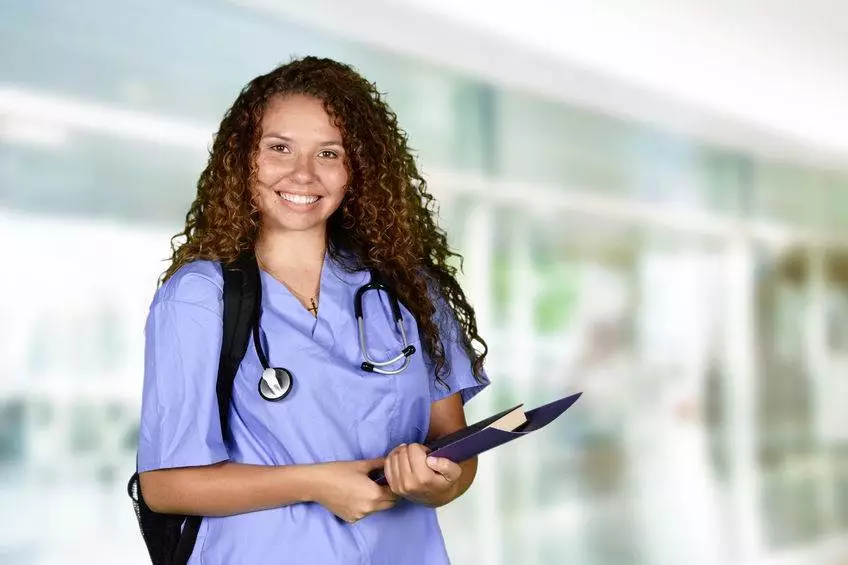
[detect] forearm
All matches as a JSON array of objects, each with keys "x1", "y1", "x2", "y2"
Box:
[{"x1": 139, "y1": 461, "x2": 326, "y2": 517}]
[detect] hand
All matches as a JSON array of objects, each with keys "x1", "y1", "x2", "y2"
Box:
[
  {"x1": 383, "y1": 443, "x2": 463, "y2": 507},
  {"x1": 312, "y1": 458, "x2": 399, "y2": 523}
]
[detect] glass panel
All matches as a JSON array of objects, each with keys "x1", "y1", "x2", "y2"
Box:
[
  {"x1": 821, "y1": 177, "x2": 848, "y2": 236},
  {"x1": 751, "y1": 162, "x2": 825, "y2": 229},
  {"x1": 494, "y1": 91, "x2": 750, "y2": 218},
  {"x1": 440, "y1": 199, "x2": 735, "y2": 565},
  {"x1": 754, "y1": 245, "x2": 848, "y2": 549}
]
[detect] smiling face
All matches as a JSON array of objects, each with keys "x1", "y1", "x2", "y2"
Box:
[{"x1": 253, "y1": 94, "x2": 349, "y2": 236}]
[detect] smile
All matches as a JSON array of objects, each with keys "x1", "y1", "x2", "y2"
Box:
[{"x1": 275, "y1": 192, "x2": 321, "y2": 205}]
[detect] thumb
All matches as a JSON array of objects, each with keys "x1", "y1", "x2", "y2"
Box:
[
  {"x1": 426, "y1": 456, "x2": 462, "y2": 482},
  {"x1": 361, "y1": 457, "x2": 386, "y2": 471}
]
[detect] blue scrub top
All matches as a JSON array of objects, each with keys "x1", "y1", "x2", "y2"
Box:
[{"x1": 137, "y1": 253, "x2": 489, "y2": 565}]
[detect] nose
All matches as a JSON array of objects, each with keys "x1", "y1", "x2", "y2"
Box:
[{"x1": 289, "y1": 152, "x2": 316, "y2": 184}]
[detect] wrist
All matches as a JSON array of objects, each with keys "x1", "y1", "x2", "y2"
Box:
[
  {"x1": 417, "y1": 480, "x2": 460, "y2": 508},
  {"x1": 430, "y1": 458, "x2": 475, "y2": 507},
  {"x1": 282, "y1": 463, "x2": 327, "y2": 504},
  {"x1": 439, "y1": 481, "x2": 463, "y2": 507}
]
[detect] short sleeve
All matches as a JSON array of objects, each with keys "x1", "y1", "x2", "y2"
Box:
[
  {"x1": 427, "y1": 287, "x2": 490, "y2": 405},
  {"x1": 136, "y1": 263, "x2": 229, "y2": 473}
]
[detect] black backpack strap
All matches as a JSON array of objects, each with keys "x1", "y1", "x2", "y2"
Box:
[
  {"x1": 172, "y1": 253, "x2": 260, "y2": 565},
  {"x1": 172, "y1": 516, "x2": 201, "y2": 565},
  {"x1": 216, "y1": 253, "x2": 260, "y2": 433}
]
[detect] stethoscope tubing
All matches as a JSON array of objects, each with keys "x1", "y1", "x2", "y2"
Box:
[{"x1": 253, "y1": 266, "x2": 416, "y2": 401}]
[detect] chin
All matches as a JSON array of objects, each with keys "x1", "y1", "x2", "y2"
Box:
[{"x1": 265, "y1": 213, "x2": 328, "y2": 234}]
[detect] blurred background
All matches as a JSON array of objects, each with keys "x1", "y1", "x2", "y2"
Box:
[{"x1": 2, "y1": 1, "x2": 848, "y2": 564}]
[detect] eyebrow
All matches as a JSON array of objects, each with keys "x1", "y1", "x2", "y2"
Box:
[{"x1": 261, "y1": 134, "x2": 343, "y2": 147}]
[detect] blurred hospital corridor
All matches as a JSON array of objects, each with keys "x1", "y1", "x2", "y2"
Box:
[{"x1": 2, "y1": 1, "x2": 848, "y2": 564}]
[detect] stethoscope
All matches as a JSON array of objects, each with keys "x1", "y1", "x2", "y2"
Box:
[{"x1": 255, "y1": 268, "x2": 417, "y2": 402}]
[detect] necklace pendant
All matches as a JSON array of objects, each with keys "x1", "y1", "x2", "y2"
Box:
[{"x1": 308, "y1": 298, "x2": 319, "y2": 316}]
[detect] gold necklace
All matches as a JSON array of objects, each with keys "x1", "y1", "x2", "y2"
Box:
[
  {"x1": 256, "y1": 255, "x2": 320, "y2": 317},
  {"x1": 284, "y1": 284, "x2": 319, "y2": 317}
]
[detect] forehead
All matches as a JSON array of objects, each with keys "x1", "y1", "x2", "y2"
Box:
[{"x1": 260, "y1": 94, "x2": 341, "y2": 138}]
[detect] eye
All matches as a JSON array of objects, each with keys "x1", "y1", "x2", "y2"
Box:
[
  {"x1": 270, "y1": 144, "x2": 291, "y2": 153},
  {"x1": 318, "y1": 149, "x2": 339, "y2": 159}
]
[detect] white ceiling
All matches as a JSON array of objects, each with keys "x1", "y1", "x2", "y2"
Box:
[{"x1": 240, "y1": 0, "x2": 848, "y2": 169}]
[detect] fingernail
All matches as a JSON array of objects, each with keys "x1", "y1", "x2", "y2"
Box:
[{"x1": 426, "y1": 457, "x2": 437, "y2": 466}]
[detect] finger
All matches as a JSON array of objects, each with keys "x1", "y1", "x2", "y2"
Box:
[
  {"x1": 338, "y1": 512, "x2": 359, "y2": 524},
  {"x1": 389, "y1": 449, "x2": 403, "y2": 493},
  {"x1": 362, "y1": 457, "x2": 386, "y2": 471},
  {"x1": 375, "y1": 495, "x2": 397, "y2": 512},
  {"x1": 384, "y1": 453, "x2": 396, "y2": 489},
  {"x1": 365, "y1": 485, "x2": 398, "y2": 516},
  {"x1": 426, "y1": 457, "x2": 462, "y2": 483},
  {"x1": 395, "y1": 444, "x2": 414, "y2": 489},
  {"x1": 407, "y1": 443, "x2": 433, "y2": 484},
  {"x1": 380, "y1": 485, "x2": 399, "y2": 501},
  {"x1": 380, "y1": 486, "x2": 399, "y2": 506}
]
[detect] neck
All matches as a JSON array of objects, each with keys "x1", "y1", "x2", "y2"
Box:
[{"x1": 255, "y1": 226, "x2": 327, "y2": 274}]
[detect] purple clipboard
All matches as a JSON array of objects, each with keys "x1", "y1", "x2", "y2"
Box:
[{"x1": 369, "y1": 391, "x2": 582, "y2": 485}]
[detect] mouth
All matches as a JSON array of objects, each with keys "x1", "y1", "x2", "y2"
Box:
[{"x1": 275, "y1": 191, "x2": 322, "y2": 206}]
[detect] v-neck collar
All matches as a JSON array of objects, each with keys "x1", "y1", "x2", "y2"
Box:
[
  {"x1": 258, "y1": 250, "x2": 369, "y2": 347},
  {"x1": 258, "y1": 252, "x2": 324, "y2": 333}
]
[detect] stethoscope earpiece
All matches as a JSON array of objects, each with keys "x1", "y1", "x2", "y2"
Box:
[{"x1": 360, "y1": 344, "x2": 416, "y2": 373}]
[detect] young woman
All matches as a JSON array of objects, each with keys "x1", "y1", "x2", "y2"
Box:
[{"x1": 136, "y1": 56, "x2": 490, "y2": 564}]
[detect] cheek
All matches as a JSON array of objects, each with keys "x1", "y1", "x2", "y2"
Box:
[
  {"x1": 256, "y1": 157, "x2": 288, "y2": 187},
  {"x1": 320, "y1": 167, "x2": 349, "y2": 197}
]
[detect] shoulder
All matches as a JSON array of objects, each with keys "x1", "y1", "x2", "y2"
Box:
[{"x1": 152, "y1": 260, "x2": 223, "y2": 315}]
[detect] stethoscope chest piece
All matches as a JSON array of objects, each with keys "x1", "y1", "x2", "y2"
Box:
[{"x1": 259, "y1": 367, "x2": 293, "y2": 402}]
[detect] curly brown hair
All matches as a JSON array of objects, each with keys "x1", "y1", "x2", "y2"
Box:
[{"x1": 162, "y1": 56, "x2": 487, "y2": 385}]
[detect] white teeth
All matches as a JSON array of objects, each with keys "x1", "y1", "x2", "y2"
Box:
[{"x1": 278, "y1": 192, "x2": 319, "y2": 205}]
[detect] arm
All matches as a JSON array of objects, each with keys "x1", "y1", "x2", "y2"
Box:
[
  {"x1": 140, "y1": 458, "x2": 395, "y2": 520},
  {"x1": 139, "y1": 462, "x2": 320, "y2": 516},
  {"x1": 383, "y1": 278, "x2": 489, "y2": 506},
  {"x1": 424, "y1": 392, "x2": 478, "y2": 506}
]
